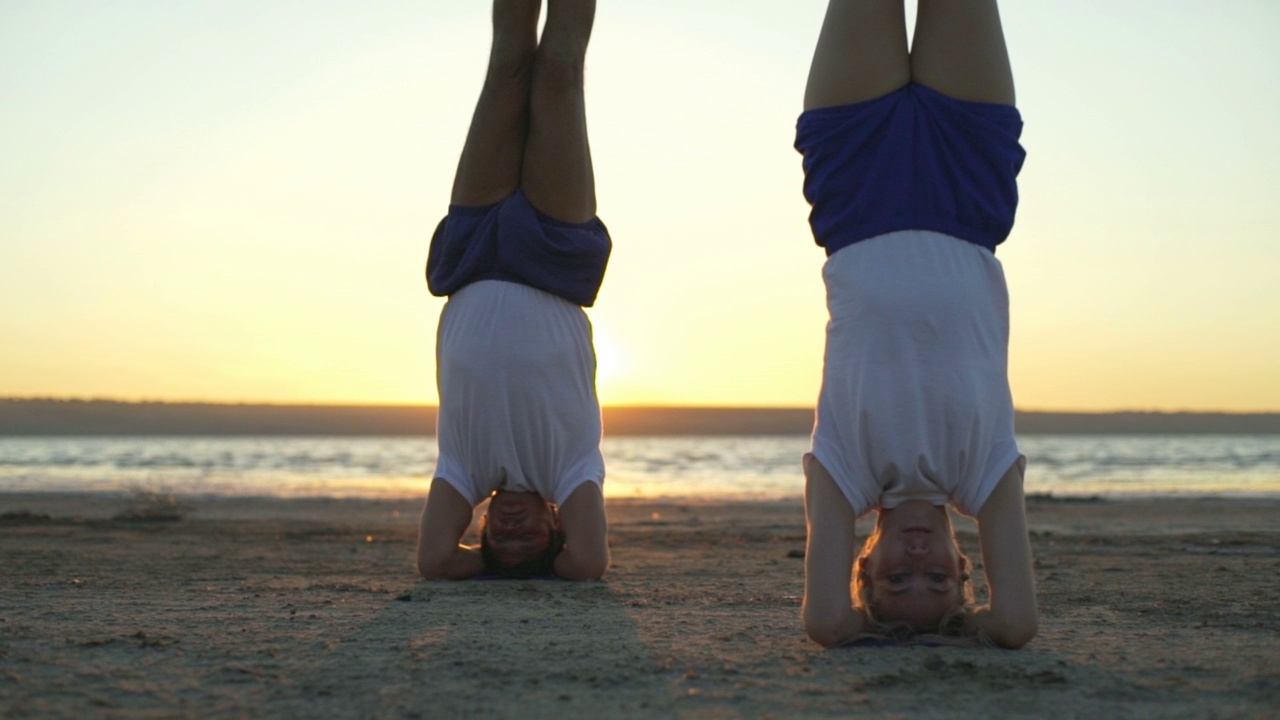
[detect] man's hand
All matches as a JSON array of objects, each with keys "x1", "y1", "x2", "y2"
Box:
[
  {"x1": 417, "y1": 479, "x2": 486, "y2": 580},
  {"x1": 553, "y1": 481, "x2": 609, "y2": 580}
]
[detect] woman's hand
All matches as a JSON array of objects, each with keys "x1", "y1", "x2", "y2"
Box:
[{"x1": 972, "y1": 463, "x2": 1039, "y2": 648}]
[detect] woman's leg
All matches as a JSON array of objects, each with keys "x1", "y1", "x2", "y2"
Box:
[
  {"x1": 520, "y1": 0, "x2": 597, "y2": 224},
  {"x1": 450, "y1": 0, "x2": 541, "y2": 207},
  {"x1": 803, "y1": 0, "x2": 910, "y2": 112},
  {"x1": 910, "y1": 0, "x2": 1015, "y2": 105}
]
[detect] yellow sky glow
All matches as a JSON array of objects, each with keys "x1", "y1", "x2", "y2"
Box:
[{"x1": 2, "y1": 2, "x2": 1278, "y2": 412}]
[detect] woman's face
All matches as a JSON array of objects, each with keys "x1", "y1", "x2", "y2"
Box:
[{"x1": 863, "y1": 501, "x2": 966, "y2": 630}]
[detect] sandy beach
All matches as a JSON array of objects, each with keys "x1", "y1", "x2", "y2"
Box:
[{"x1": 2, "y1": 492, "x2": 1278, "y2": 719}]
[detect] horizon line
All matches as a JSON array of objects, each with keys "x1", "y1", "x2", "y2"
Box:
[{"x1": 3, "y1": 396, "x2": 1280, "y2": 416}]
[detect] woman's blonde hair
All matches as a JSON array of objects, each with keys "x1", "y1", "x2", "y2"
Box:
[{"x1": 851, "y1": 524, "x2": 978, "y2": 640}]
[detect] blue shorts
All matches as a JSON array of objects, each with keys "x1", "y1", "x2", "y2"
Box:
[
  {"x1": 426, "y1": 190, "x2": 612, "y2": 307},
  {"x1": 795, "y1": 83, "x2": 1025, "y2": 255}
]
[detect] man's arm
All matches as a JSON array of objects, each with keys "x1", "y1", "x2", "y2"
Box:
[
  {"x1": 416, "y1": 478, "x2": 485, "y2": 580},
  {"x1": 968, "y1": 462, "x2": 1039, "y2": 648},
  {"x1": 802, "y1": 454, "x2": 869, "y2": 648},
  {"x1": 553, "y1": 481, "x2": 609, "y2": 580}
]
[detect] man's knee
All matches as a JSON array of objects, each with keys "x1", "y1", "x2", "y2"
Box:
[
  {"x1": 532, "y1": 46, "x2": 585, "y2": 93},
  {"x1": 486, "y1": 51, "x2": 536, "y2": 90}
]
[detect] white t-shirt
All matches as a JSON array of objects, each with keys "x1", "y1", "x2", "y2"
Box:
[
  {"x1": 810, "y1": 230, "x2": 1025, "y2": 519},
  {"x1": 433, "y1": 280, "x2": 605, "y2": 507}
]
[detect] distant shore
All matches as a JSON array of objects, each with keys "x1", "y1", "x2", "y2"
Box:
[{"x1": 2, "y1": 398, "x2": 1279, "y2": 436}]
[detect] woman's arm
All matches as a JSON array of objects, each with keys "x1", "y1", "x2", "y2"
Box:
[
  {"x1": 970, "y1": 463, "x2": 1039, "y2": 647},
  {"x1": 554, "y1": 481, "x2": 609, "y2": 580},
  {"x1": 802, "y1": 454, "x2": 869, "y2": 647},
  {"x1": 416, "y1": 479, "x2": 486, "y2": 580}
]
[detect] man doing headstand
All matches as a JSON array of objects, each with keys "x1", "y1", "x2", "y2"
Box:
[{"x1": 416, "y1": 0, "x2": 610, "y2": 581}]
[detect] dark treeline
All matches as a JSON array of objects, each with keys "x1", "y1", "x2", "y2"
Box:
[
  {"x1": 1, "y1": 398, "x2": 1278, "y2": 436},
  {"x1": 0, "y1": 399, "x2": 435, "y2": 437}
]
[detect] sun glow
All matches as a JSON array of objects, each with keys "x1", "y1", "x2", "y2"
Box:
[
  {"x1": 592, "y1": 323, "x2": 630, "y2": 401},
  {"x1": 2, "y1": 4, "x2": 1279, "y2": 411}
]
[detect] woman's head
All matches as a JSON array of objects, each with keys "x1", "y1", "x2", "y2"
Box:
[
  {"x1": 479, "y1": 489, "x2": 565, "y2": 578},
  {"x1": 853, "y1": 500, "x2": 974, "y2": 634}
]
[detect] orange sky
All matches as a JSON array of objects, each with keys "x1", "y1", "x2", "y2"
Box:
[{"x1": 2, "y1": 1, "x2": 1278, "y2": 411}]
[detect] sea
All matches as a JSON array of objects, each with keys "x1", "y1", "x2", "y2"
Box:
[{"x1": 0, "y1": 435, "x2": 1278, "y2": 502}]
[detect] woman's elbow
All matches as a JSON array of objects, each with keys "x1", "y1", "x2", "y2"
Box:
[
  {"x1": 991, "y1": 617, "x2": 1038, "y2": 649},
  {"x1": 803, "y1": 610, "x2": 852, "y2": 649},
  {"x1": 806, "y1": 627, "x2": 845, "y2": 649}
]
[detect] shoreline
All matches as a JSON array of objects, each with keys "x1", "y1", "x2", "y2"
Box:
[
  {"x1": 6, "y1": 487, "x2": 1280, "y2": 508},
  {"x1": 3, "y1": 493, "x2": 1279, "y2": 717},
  {"x1": 7, "y1": 485, "x2": 1280, "y2": 507},
  {"x1": 5, "y1": 397, "x2": 1280, "y2": 435}
]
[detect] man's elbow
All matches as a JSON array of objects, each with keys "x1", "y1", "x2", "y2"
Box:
[
  {"x1": 557, "y1": 554, "x2": 609, "y2": 581},
  {"x1": 416, "y1": 550, "x2": 450, "y2": 581},
  {"x1": 581, "y1": 558, "x2": 609, "y2": 580},
  {"x1": 566, "y1": 566, "x2": 608, "y2": 581}
]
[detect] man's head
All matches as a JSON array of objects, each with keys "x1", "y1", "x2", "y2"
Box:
[
  {"x1": 479, "y1": 489, "x2": 565, "y2": 578},
  {"x1": 854, "y1": 500, "x2": 973, "y2": 634}
]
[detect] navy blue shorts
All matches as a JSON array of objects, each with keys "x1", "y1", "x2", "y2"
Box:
[
  {"x1": 795, "y1": 83, "x2": 1025, "y2": 255},
  {"x1": 427, "y1": 190, "x2": 612, "y2": 307}
]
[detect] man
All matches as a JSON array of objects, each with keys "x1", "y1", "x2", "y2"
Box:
[{"x1": 415, "y1": 0, "x2": 610, "y2": 581}]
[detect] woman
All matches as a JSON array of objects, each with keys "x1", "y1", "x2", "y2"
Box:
[
  {"x1": 796, "y1": 0, "x2": 1038, "y2": 647},
  {"x1": 415, "y1": 0, "x2": 610, "y2": 581}
]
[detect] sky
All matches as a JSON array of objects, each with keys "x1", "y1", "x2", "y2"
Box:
[{"x1": 2, "y1": 1, "x2": 1278, "y2": 412}]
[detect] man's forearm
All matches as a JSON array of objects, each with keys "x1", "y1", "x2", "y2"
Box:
[
  {"x1": 553, "y1": 544, "x2": 608, "y2": 580},
  {"x1": 419, "y1": 545, "x2": 486, "y2": 580}
]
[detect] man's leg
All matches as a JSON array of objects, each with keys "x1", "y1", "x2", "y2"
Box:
[
  {"x1": 911, "y1": 0, "x2": 1015, "y2": 105},
  {"x1": 520, "y1": 0, "x2": 597, "y2": 224},
  {"x1": 803, "y1": 0, "x2": 910, "y2": 112},
  {"x1": 450, "y1": 0, "x2": 541, "y2": 207}
]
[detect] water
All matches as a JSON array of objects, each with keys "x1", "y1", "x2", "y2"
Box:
[{"x1": 0, "y1": 435, "x2": 1277, "y2": 502}]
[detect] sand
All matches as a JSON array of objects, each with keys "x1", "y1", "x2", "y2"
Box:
[{"x1": 1, "y1": 492, "x2": 1278, "y2": 719}]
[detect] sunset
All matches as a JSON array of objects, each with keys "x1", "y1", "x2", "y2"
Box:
[
  {"x1": 3, "y1": 2, "x2": 1279, "y2": 716},
  {"x1": 3, "y1": 1, "x2": 1278, "y2": 411}
]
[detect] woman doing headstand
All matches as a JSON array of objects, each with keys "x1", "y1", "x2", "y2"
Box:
[
  {"x1": 797, "y1": 0, "x2": 1038, "y2": 647},
  {"x1": 416, "y1": 0, "x2": 610, "y2": 581}
]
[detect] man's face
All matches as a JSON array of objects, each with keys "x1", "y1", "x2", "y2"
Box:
[{"x1": 484, "y1": 491, "x2": 556, "y2": 568}]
